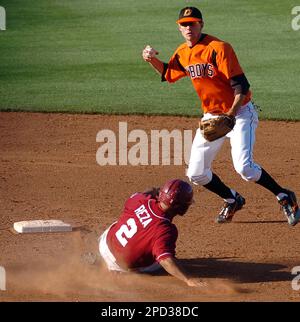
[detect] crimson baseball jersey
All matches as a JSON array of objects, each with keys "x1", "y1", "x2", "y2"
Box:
[
  {"x1": 164, "y1": 34, "x2": 251, "y2": 114},
  {"x1": 106, "y1": 192, "x2": 178, "y2": 269}
]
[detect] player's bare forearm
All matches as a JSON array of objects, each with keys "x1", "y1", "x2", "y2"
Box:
[
  {"x1": 227, "y1": 93, "x2": 245, "y2": 116},
  {"x1": 159, "y1": 257, "x2": 187, "y2": 282},
  {"x1": 142, "y1": 45, "x2": 165, "y2": 76},
  {"x1": 159, "y1": 257, "x2": 206, "y2": 287},
  {"x1": 147, "y1": 57, "x2": 165, "y2": 75}
]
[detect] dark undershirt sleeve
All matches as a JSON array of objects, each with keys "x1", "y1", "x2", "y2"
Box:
[
  {"x1": 230, "y1": 73, "x2": 250, "y2": 95},
  {"x1": 161, "y1": 63, "x2": 169, "y2": 82}
]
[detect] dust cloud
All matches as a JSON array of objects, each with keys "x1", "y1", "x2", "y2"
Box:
[{"x1": 4, "y1": 231, "x2": 245, "y2": 301}]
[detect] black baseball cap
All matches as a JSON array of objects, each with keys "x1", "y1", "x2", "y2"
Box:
[{"x1": 176, "y1": 7, "x2": 203, "y2": 24}]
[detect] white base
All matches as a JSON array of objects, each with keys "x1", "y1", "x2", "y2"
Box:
[{"x1": 13, "y1": 220, "x2": 72, "y2": 233}]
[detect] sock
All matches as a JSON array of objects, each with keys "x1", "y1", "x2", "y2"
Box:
[
  {"x1": 204, "y1": 173, "x2": 236, "y2": 200},
  {"x1": 255, "y1": 168, "x2": 286, "y2": 196}
]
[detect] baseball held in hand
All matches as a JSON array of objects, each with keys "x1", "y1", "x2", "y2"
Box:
[{"x1": 143, "y1": 45, "x2": 158, "y2": 61}]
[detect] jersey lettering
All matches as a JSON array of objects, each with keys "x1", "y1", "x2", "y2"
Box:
[
  {"x1": 115, "y1": 204, "x2": 153, "y2": 247},
  {"x1": 189, "y1": 65, "x2": 196, "y2": 78},
  {"x1": 115, "y1": 218, "x2": 137, "y2": 247},
  {"x1": 187, "y1": 63, "x2": 215, "y2": 79},
  {"x1": 134, "y1": 204, "x2": 153, "y2": 228}
]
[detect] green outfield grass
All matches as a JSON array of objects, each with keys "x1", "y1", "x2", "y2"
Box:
[{"x1": 0, "y1": 0, "x2": 299, "y2": 119}]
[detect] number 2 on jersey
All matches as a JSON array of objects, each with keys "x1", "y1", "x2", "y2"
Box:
[{"x1": 115, "y1": 218, "x2": 137, "y2": 247}]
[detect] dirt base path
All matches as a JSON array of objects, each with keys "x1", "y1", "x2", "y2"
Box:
[{"x1": 0, "y1": 112, "x2": 299, "y2": 301}]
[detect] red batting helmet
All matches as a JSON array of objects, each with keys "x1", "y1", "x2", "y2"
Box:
[{"x1": 158, "y1": 179, "x2": 193, "y2": 215}]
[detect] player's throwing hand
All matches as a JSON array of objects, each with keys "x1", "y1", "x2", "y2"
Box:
[{"x1": 142, "y1": 45, "x2": 159, "y2": 62}]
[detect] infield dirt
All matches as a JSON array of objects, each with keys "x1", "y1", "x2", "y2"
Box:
[{"x1": 0, "y1": 112, "x2": 299, "y2": 301}]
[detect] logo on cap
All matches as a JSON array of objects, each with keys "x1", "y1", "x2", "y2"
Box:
[{"x1": 183, "y1": 9, "x2": 192, "y2": 16}]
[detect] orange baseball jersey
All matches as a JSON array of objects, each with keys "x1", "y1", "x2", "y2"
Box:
[{"x1": 163, "y1": 34, "x2": 251, "y2": 114}]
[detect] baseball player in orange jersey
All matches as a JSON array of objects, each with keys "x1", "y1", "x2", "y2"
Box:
[{"x1": 142, "y1": 7, "x2": 300, "y2": 226}]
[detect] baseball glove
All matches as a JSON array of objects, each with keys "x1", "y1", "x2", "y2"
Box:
[{"x1": 199, "y1": 115, "x2": 236, "y2": 142}]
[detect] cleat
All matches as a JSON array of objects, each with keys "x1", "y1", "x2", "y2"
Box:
[
  {"x1": 278, "y1": 190, "x2": 300, "y2": 226},
  {"x1": 216, "y1": 193, "x2": 245, "y2": 223}
]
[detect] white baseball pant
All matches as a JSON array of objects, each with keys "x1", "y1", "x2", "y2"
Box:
[
  {"x1": 187, "y1": 101, "x2": 262, "y2": 185},
  {"x1": 99, "y1": 226, "x2": 161, "y2": 273}
]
